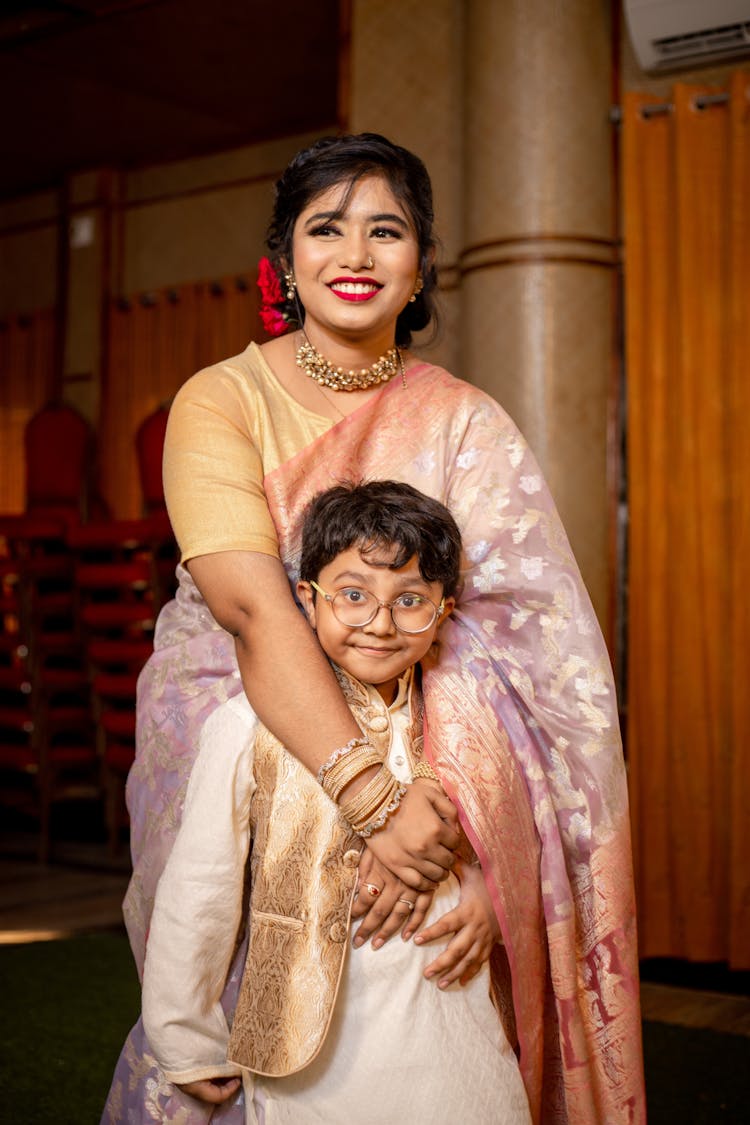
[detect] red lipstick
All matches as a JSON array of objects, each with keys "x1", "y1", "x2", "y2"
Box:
[{"x1": 328, "y1": 276, "x2": 381, "y2": 303}]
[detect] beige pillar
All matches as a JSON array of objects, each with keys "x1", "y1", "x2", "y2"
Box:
[{"x1": 460, "y1": 0, "x2": 616, "y2": 628}]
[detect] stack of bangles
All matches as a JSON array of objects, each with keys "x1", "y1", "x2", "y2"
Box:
[{"x1": 317, "y1": 737, "x2": 406, "y2": 838}]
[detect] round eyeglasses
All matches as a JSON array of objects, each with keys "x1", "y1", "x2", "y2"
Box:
[{"x1": 310, "y1": 581, "x2": 444, "y2": 635}]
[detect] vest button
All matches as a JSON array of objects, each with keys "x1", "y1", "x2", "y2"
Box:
[
  {"x1": 328, "y1": 922, "x2": 348, "y2": 943},
  {"x1": 342, "y1": 849, "x2": 360, "y2": 868},
  {"x1": 367, "y1": 715, "x2": 389, "y2": 733}
]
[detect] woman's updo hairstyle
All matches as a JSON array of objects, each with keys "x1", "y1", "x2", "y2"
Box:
[{"x1": 266, "y1": 133, "x2": 438, "y2": 347}]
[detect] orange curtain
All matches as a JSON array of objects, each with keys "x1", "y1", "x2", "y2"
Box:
[
  {"x1": 623, "y1": 71, "x2": 750, "y2": 968},
  {"x1": 0, "y1": 310, "x2": 57, "y2": 513},
  {"x1": 101, "y1": 274, "x2": 263, "y2": 517}
]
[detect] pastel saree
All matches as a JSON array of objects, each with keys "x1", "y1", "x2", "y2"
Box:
[{"x1": 104, "y1": 362, "x2": 644, "y2": 1124}]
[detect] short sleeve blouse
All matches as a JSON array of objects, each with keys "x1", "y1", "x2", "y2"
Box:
[{"x1": 163, "y1": 343, "x2": 332, "y2": 563}]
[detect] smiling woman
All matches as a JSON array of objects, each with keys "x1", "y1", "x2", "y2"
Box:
[
  {"x1": 255, "y1": 140, "x2": 437, "y2": 417},
  {"x1": 103, "y1": 133, "x2": 645, "y2": 1124},
  {"x1": 290, "y1": 176, "x2": 421, "y2": 359}
]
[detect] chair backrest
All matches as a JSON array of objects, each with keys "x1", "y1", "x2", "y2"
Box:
[
  {"x1": 25, "y1": 403, "x2": 93, "y2": 519},
  {"x1": 135, "y1": 404, "x2": 170, "y2": 515}
]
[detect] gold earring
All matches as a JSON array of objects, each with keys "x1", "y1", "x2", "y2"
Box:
[
  {"x1": 409, "y1": 276, "x2": 424, "y2": 303},
  {"x1": 285, "y1": 273, "x2": 296, "y2": 301}
]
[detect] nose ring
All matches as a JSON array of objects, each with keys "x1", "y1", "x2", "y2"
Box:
[{"x1": 366, "y1": 255, "x2": 374, "y2": 269}]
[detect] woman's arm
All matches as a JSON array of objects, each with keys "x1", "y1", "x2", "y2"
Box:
[{"x1": 188, "y1": 549, "x2": 459, "y2": 890}]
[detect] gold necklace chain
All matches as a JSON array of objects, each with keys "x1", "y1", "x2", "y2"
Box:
[{"x1": 296, "y1": 334, "x2": 407, "y2": 392}]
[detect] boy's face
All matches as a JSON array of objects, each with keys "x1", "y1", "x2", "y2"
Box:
[{"x1": 297, "y1": 544, "x2": 453, "y2": 705}]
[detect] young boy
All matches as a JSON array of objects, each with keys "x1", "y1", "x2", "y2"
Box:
[{"x1": 141, "y1": 482, "x2": 529, "y2": 1124}]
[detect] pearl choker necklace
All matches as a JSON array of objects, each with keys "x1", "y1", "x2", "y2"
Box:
[{"x1": 296, "y1": 336, "x2": 406, "y2": 391}]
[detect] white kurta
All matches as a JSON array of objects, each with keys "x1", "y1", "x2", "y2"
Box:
[{"x1": 143, "y1": 686, "x2": 531, "y2": 1125}]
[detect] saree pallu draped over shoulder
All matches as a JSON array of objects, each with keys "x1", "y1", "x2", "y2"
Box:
[
  {"x1": 115, "y1": 363, "x2": 644, "y2": 1125},
  {"x1": 263, "y1": 365, "x2": 645, "y2": 1124}
]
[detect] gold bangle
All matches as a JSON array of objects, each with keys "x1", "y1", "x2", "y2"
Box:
[
  {"x1": 340, "y1": 765, "x2": 392, "y2": 823},
  {"x1": 316, "y1": 737, "x2": 370, "y2": 786},
  {"x1": 339, "y1": 765, "x2": 407, "y2": 838},
  {"x1": 412, "y1": 760, "x2": 440, "y2": 783},
  {"x1": 356, "y1": 780, "x2": 407, "y2": 838},
  {"x1": 322, "y1": 746, "x2": 382, "y2": 802}
]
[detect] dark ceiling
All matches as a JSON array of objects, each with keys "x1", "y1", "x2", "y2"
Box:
[{"x1": 0, "y1": 0, "x2": 342, "y2": 201}]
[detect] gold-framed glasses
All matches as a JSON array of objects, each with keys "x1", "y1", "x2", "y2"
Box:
[{"x1": 310, "y1": 581, "x2": 444, "y2": 635}]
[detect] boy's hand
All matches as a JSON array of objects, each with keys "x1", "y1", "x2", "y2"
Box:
[
  {"x1": 177, "y1": 1076, "x2": 241, "y2": 1104},
  {"x1": 414, "y1": 859, "x2": 500, "y2": 988},
  {"x1": 350, "y1": 847, "x2": 435, "y2": 947}
]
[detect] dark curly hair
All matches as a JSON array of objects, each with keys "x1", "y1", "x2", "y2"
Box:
[
  {"x1": 266, "y1": 133, "x2": 438, "y2": 347},
  {"x1": 299, "y1": 480, "x2": 462, "y2": 598}
]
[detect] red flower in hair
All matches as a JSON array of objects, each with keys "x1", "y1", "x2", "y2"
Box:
[
  {"x1": 259, "y1": 304, "x2": 288, "y2": 336},
  {"x1": 257, "y1": 256, "x2": 283, "y2": 304},
  {"x1": 257, "y1": 257, "x2": 288, "y2": 337}
]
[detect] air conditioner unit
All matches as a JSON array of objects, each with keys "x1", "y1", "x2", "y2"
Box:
[{"x1": 624, "y1": 0, "x2": 750, "y2": 71}]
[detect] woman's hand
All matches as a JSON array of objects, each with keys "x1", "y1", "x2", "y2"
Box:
[
  {"x1": 177, "y1": 1076, "x2": 241, "y2": 1104},
  {"x1": 364, "y1": 779, "x2": 461, "y2": 891},
  {"x1": 350, "y1": 847, "x2": 435, "y2": 947}
]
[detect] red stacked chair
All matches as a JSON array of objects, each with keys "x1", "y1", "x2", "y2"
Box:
[
  {"x1": 70, "y1": 521, "x2": 162, "y2": 852},
  {"x1": 70, "y1": 403, "x2": 177, "y2": 852},
  {"x1": 0, "y1": 540, "x2": 35, "y2": 779},
  {"x1": 24, "y1": 403, "x2": 95, "y2": 522},
  {"x1": 1, "y1": 401, "x2": 177, "y2": 857},
  {"x1": 0, "y1": 404, "x2": 97, "y2": 860}
]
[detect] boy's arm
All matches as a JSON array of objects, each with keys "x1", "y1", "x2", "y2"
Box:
[
  {"x1": 142, "y1": 696, "x2": 258, "y2": 1087},
  {"x1": 414, "y1": 856, "x2": 501, "y2": 989}
]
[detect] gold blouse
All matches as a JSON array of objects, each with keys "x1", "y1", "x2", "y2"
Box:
[{"x1": 163, "y1": 342, "x2": 333, "y2": 563}]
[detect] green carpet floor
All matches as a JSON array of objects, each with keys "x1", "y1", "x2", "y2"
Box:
[
  {"x1": 0, "y1": 932, "x2": 140, "y2": 1125},
  {"x1": 1, "y1": 932, "x2": 748, "y2": 1124}
]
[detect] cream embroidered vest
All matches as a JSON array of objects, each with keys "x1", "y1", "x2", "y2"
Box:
[{"x1": 226, "y1": 669, "x2": 424, "y2": 1076}]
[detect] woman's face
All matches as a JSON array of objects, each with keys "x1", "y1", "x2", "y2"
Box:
[{"x1": 290, "y1": 175, "x2": 420, "y2": 354}]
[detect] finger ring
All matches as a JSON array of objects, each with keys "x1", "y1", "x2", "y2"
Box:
[
  {"x1": 397, "y1": 898, "x2": 416, "y2": 912},
  {"x1": 362, "y1": 882, "x2": 381, "y2": 898}
]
